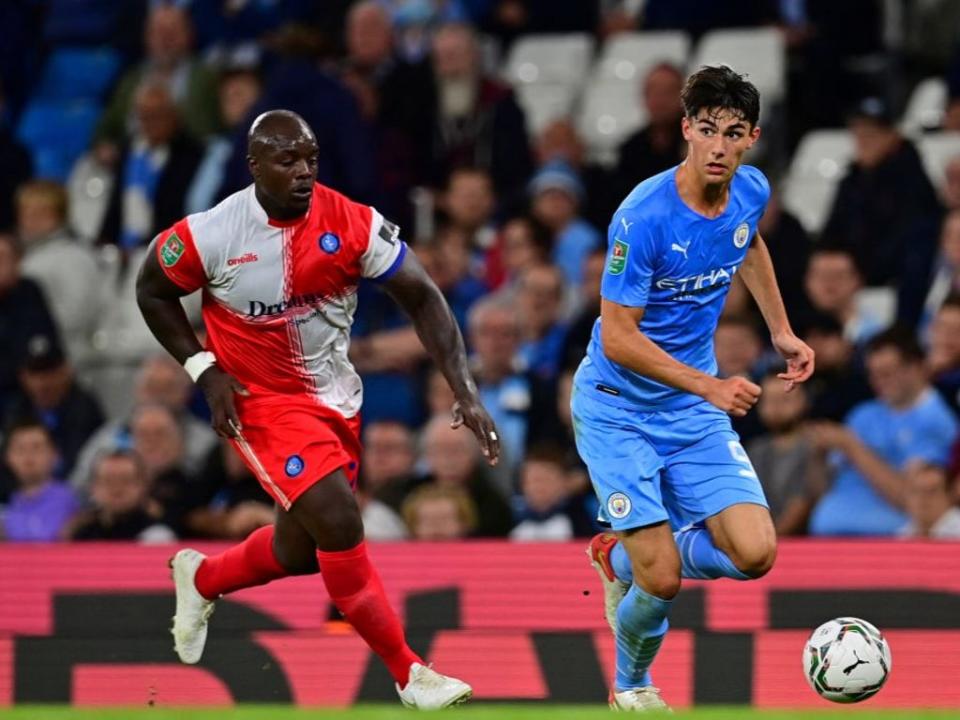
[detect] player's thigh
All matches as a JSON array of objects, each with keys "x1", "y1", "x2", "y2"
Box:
[
  {"x1": 619, "y1": 521, "x2": 681, "y2": 599},
  {"x1": 286, "y1": 467, "x2": 364, "y2": 552},
  {"x1": 704, "y1": 503, "x2": 777, "y2": 577},
  {"x1": 273, "y1": 507, "x2": 320, "y2": 574},
  {"x1": 661, "y1": 414, "x2": 769, "y2": 529},
  {"x1": 571, "y1": 390, "x2": 668, "y2": 531}
]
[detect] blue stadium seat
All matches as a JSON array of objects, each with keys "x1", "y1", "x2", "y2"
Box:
[
  {"x1": 35, "y1": 47, "x2": 121, "y2": 102},
  {"x1": 16, "y1": 100, "x2": 99, "y2": 181}
]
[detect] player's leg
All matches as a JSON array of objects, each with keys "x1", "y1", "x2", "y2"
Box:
[
  {"x1": 610, "y1": 522, "x2": 679, "y2": 710},
  {"x1": 170, "y1": 513, "x2": 317, "y2": 664},
  {"x1": 703, "y1": 502, "x2": 777, "y2": 578},
  {"x1": 287, "y1": 469, "x2": 471, "y2": 709}
]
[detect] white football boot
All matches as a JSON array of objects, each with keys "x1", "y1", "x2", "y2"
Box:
[
  {"x1": 396, "y1": 662, "x2": 473, "y2": 709},
  {"x1": 170, "y1": 549, "x2": 216, "y2": 664},
  {"x1": 610, "y1": 686, "x2": 672, "y2": 712},
  {"x1": 586, "y1": 532, "x2": 630, "y2": 633}
]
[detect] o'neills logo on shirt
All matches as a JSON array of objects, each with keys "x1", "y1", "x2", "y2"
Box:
[
  {"x1": 248, "y1": 293, "x2": 323, "y2": 317},
  {"x1": 227, "y1": 252, "x2": 259, "y2": 267}
]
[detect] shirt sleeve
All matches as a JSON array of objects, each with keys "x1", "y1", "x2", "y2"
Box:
[
  {"x1": 155, "y1": 218, "x2": 206, "y2": 292},
  {"x1": 600, "y1": 209, "x2": 659, "y2": 308},
  {"x1": 361, "y1": 207, "x2": 406, "y2": 281}
]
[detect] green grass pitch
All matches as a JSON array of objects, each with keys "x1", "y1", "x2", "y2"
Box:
[{"x1": 1, "y1": 706, "x2": 958, "y2": 720}]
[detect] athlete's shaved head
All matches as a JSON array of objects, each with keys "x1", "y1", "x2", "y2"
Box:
[{"x1": 247, "y1": 109, "x2": 318, "y2": 220}]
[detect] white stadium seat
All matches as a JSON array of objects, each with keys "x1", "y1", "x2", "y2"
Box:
[
  {"x1": 916, "y1": 131, "x2": 960, "y2": 191},
  {"x1": 781, "y1": 130, "x2": 854, "y2": 235},
  {"x1": 515, "y1": 82, "x2": 579, "y2": 135},
  {"x1": 504, "y1": 33, "x2": 595, "y2": 87},
  {"x1": 577, "y1": 81, "x2": 646, "y2": 166},
  {"x1": 690, "y1": 27, "x2": 786, "y2": 105},
  {"x1": 592, "y1": 31, "x2": 690, "y2": 84},
  {"x1": 901, "y1": 77, "x2": 947, "y2": 135}
]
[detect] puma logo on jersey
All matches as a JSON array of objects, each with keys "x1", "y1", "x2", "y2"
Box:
[
  {"x1": 227, "y1": 252, "x2": 259, "y2": 267},
  {"x1": 670, "y1": 241, "x2": 690, "y2": 260},
  {"x1": 620, "y1": 217, "x2": 633, "y2": 234}
]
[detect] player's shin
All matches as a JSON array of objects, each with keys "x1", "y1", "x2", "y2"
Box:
[
  {"x1": 316, "y1": 540, "x2": 422, "y2": 684},
  {"x1": 194, "y1": 525, "x2": 291, "y2": 599},
  {"x1": 673, "y1": 526, "x2": 749, "y2": 580},
  {"x1": 615, "y1": 584, "x2": 672, "y2": 690}
]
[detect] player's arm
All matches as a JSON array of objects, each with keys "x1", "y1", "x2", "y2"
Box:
[
  {"x1": 600, "y1": 299, "x2": 760, "y2": 416},
  {"x1": 381, "y1": 250, "x2": 500, "y2": 464},
  {"x1": 136, "y1": 239, "x2": 248, "y2": 439},
  {"x1": 739, "y1": 232, "x2": 815, "y2": 389}
]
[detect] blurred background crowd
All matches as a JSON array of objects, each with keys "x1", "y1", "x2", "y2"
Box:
[{"x1": 3, "y1": 0, "x2": 960, "y2": 544}]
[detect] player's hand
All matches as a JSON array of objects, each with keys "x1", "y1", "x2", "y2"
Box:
[
  {"x1": 451, "y1": 397, "x2": 501, "y2": 466},
  {"x1": 225, "y1": 502, "x2": 274, "y2": 537},
  {"x1": 772, "y1": 331, "x2": 815, "y2": 392},
  {"x1": 197, "y1": 366, "x2": 250, "y2": 439},
  {"x1": 704, "y1": 376, "x2": 762, "y2": 417}
]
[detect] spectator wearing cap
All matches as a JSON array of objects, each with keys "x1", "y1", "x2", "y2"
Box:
[
  {"x1": 2, "y1": 418, "x2": 80, "y2": 542},
  {"x1": 5, "y1": 335, "x2": 104, "y2": 479},
  {"x1": 821, "y1": 96, "x2": 942, "y2": 327},
  {"x1": 0, "y1": 233, "x2": 59, "y2": 416},
  {"x1": 529, "y1": 160, "x2": 602, "y2": 289},
  {"x1": 16, "y1": 180, "x2": 102, "y2": 362},
  {"x1": 807, "y1": 327, "x2": 958, "y2": 536}
]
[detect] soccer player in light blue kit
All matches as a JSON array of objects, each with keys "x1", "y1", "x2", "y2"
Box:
[{"x1": 574, "y1": 66, "x2": 815, "y2": 711}]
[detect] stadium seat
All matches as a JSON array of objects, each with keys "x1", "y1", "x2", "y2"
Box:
[
  {"x1": 515, "y1": 82, "x2": 579, "y2": 136},
  {"x1": 577, "y1": 82, "x2": 646, "y2": 166},
  {"x1": 902, "y1": 77, "x2": 947, "y2": 135},
  {"x1": 504, "y1": 33, "x2": 595, "y2": 87},
  {"x1": 592, "y1": 31, "x2": 690, "y2": 84},
  {"x1": 781, "y1": 130, "x2": 854, "y2": 235},
  {"x1": 35, "y1": 47, "x2": 121, "y2": 102},
  {"x1": 917, "y1": 131, "x2": 960, "y2": 191},
  {"x1": 689, "y1": 27, "x2": 785, "y2": 105},
  {"x1": 16, "y1": 100, "x2": 100, "y2": 181}
]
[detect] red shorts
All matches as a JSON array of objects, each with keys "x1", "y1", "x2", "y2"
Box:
[{"x1": 229, "y1": 394, "x2": 362, "y2": 510}]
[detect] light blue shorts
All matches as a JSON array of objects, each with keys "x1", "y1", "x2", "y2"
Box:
[{"x1": 571, "y1": 387, "x2": 769, "y2": 531}]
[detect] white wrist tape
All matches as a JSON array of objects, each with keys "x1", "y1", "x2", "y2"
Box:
[{"x1": 184, "y1": 351, "x2": 217, "y2": 383}]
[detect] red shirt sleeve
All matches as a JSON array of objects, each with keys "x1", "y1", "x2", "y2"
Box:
[{"x1": 155, "y1": 218, "x2": 206, "y2": 292}]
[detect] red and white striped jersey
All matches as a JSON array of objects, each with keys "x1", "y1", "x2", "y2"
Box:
[{"x1": 156, "y1": 182, "x2": 405, "y2": 418}]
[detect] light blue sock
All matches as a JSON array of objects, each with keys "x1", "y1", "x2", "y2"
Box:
[
  {"x1": 615, "y1": 584, "x2": 672, "y2": 690},
  {"x1": 610, "y1": 540, "x2": 633, "y2": 582},
  {"x1": 674, "y1": 526, "x2": 749, "y2": 580}
]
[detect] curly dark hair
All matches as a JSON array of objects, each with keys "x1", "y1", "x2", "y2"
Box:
[{"x1": 681, "y1": 65, "x2": 761, "y2": 127}]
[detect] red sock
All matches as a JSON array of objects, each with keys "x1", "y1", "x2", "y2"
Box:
[
  {"x1": 194, "y1": 525, "x2": 290, "y2": 600},
  {"x1": 317, "y1": 541, "x2": 422, "y2": 685}
]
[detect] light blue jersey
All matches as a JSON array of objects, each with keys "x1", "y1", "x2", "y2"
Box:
[
  {"x1": 576, "y1": 164, "x2": 770, "y2": 411},
  {"x1": 572, "y1": 164, "x2": 772, "y2": 531}
]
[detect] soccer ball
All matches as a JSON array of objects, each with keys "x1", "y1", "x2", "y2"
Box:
[{"x1": 802, "y1": 617, "x2": 892, "y2": 703}]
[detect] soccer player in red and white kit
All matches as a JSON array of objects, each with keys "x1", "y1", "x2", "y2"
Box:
[{"x1": 136, "y1": 110, "x2": 501, "y2": 709}]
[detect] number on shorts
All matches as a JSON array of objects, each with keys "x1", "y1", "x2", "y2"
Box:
[{"x1": 727, "y1": 440, "x2": 757, "y2": 478}]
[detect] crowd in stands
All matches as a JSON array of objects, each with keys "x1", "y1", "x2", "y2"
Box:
[{"x1": 3, "y1": 0, "x2": 960, "y2": 543}]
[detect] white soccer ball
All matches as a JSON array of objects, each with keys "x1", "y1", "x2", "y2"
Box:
[{"x1": 802, "y1": 617, "x2": 892, "y2": 703}]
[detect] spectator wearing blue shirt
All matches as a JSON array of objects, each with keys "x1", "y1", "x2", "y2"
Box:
[
  {"x1": 808, "y1": 327, "x2": 959, "y2": 536},
  {"x1": 529, "y1": 160, "x2": 602, "y2": 288},
  {"x1": 516, "y1": 264, "x2": 567, "y2": 381}
]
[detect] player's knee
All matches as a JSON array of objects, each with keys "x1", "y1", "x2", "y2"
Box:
[
  {"x1": 731, "y1": 540, "x2": 777, "y2": 579},
  {"x1": 638, "y1": 567, "x2": 682, "y2": 600}
]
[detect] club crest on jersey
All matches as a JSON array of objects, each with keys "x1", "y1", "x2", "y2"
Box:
[
  {"x1": 285, "y1": 455, "x2": 305, "y2": 477},
  {"x1": 319, "y1": 232, "x2": 341, "y2": 254},
  {"x1": 733, "y1": 222, "x2": 750, "y2": 248},
  {"x1": 607, "y1": 492, "x2": 632, "y2": 519},
  {"x1": 160, "y1": 232, "x2": 185, "y2": 267},
  {"x1": 608, "y1": 239, "x2": 629, "y2": 275}
]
